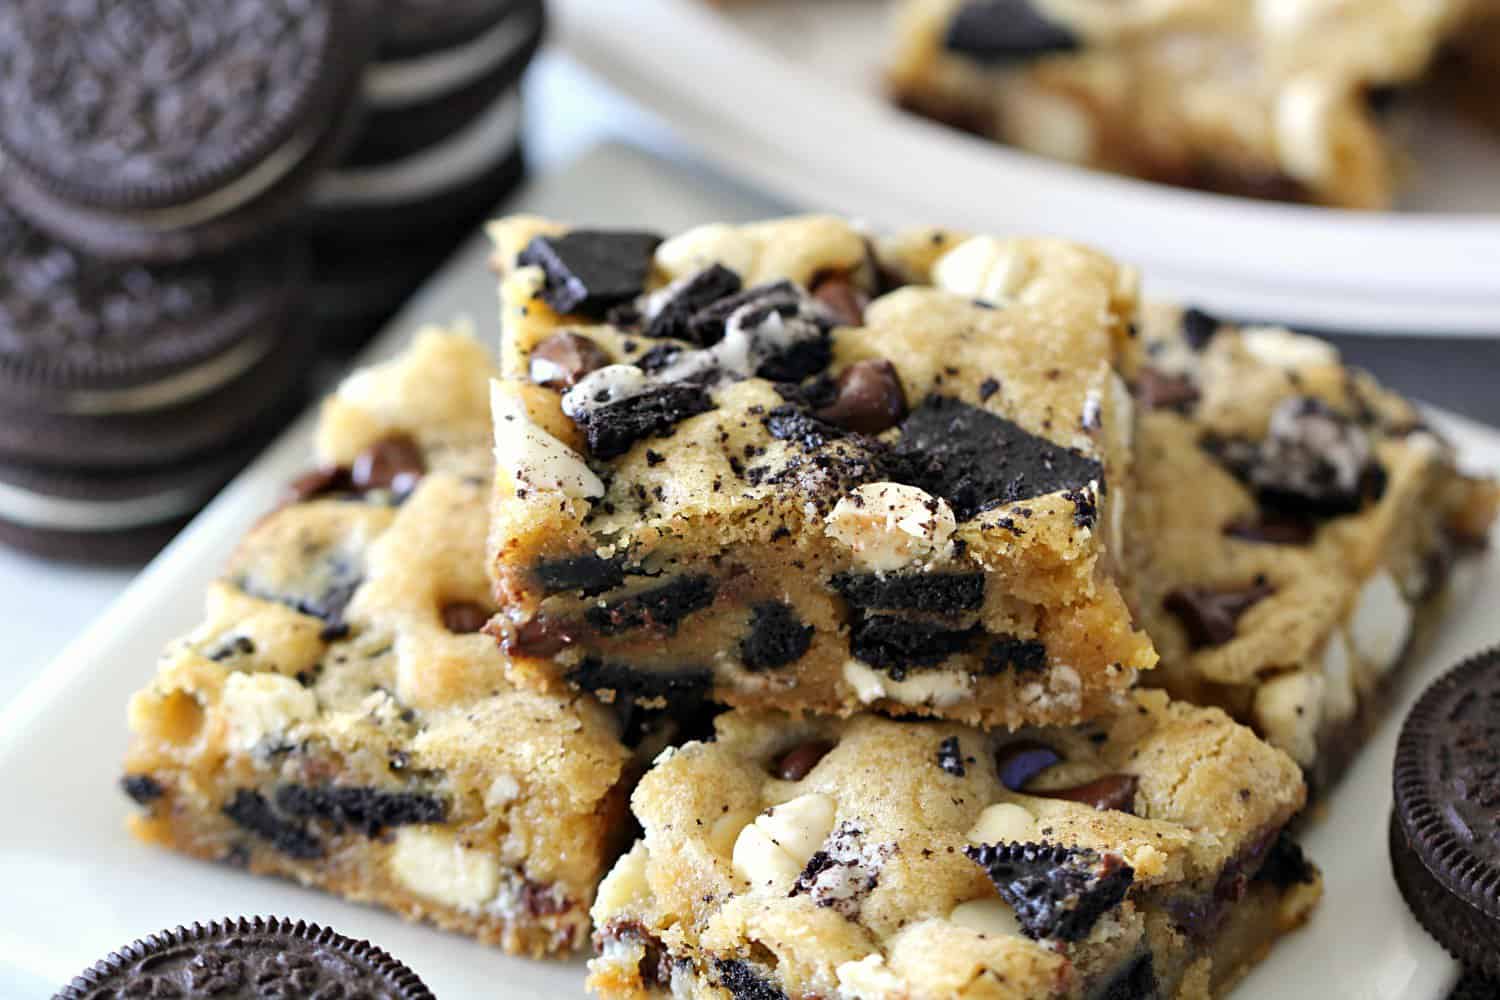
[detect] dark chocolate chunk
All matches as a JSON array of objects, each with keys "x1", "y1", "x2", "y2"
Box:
[
  {"x1": 573, "y1": 384, "x2": 715, "y2": 460},
  {"x1": 775, "y1": 740, "x2": 835, "y2": 781},
  {"x1": 273, "y1": 784, "x2": 447, "y2": 837},
  {"x1": 518, "y1": 230, "x2": 663, "y2": 318},
  {"x1": 943, "y1": 0, "x2": 1080, "y2": 61},
  {"x1": 964, "y1": 842, "x2": 1134, "y2": 941},
  {"x1": 740, "y1": 601, "x2": 815, "y2": 670},
  {"x1": 1133, "y1": 368, "x2": 1201, "y2": 412},
  {"x1": 814, "y1": 360, "x2": 908, "y2": 435},
  {"x1": 55, "y1": 916, "x2": 435, "y2": 1000},
  {"x1": 566, "y1": 658, "x2": 713, "y2": 710},
  {"x1": 832, "y1": 571, "x2": 985, "y2": 613},
  {"x1": 1037, "y1": 774, "x2": 1139, "y2": 813},
  {"x1": 533, "y1": 554, "x2": 627, "y2": 596},
  {"x1": 1223, "y1": 512, "x2": 1317, "y2": 546},
  {"x1": 529, "y1": 331, "x2": 612, "y2": 390},
  {"x1": 440, "y1": 601, "x2": 490, "y2": 634},
  {"x1": 1164, "y1": 580, "x2": 1275, "y2": 649},
  {"x1": 284, "y1": 465, "x2": 353, "y2": 505},
  {"x1": 848, "y1": 615, "x2": 978, "y2": 679},
  {"x1": 765, "y1": 404, "x2": 846, "y2": 450},
  {"x1": 1253, "y1": 831, "x2": 1317, "y2": 889},
  {"x1": 597, "y1": 921, "x2": 674, "y2": 990},
  {"x1": 714, "y1": 958, "x2": 789, "y2": 1000},
  {"x1": 890, "y1": 396, "x2": 1103, "y2": 520},
  {"x1": 981, "y1": 636, "x2": 1049, "y2": 675},
  {"x1": 222, "y1": 789, "x2": 323, "y2": 860},
  {"x1": 351, "y1": 434, "x2": 425, "y2": 497},
  {"x1": 994, "y1": 741, "x2": 1062, "y2": 791},
  {"x1": 1098, "y1": 953, "x2": 1160, "y2": 1000},
  {"x1": 937, "y1": 735, "x2": 969, "y2": 777},
  {"x1": 811, "y1": 273, "x2": 869, "y2": 328},
  {"x1": 121, "y1": 774, "x2": 164, "y2": 805},
  {"x1": 1180, "y1": 307, "x2": 1221, "y2": 350},
  {"x1": 585, "y1": 575, "x2": 716, "y2": 636},
  {"x1": 645, "y1": 264, "x2": 743, "y2": 342}
]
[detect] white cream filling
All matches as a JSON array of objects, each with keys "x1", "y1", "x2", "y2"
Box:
[
  {"x1": 312, "y1": 90, "x2": 521, "y2": 208},
  {"x1": 932, "y1": 236, "x2": 1027, "y2": 306},
  {"x1": 221, "y1": 672, "x2": 318, "y2": 753},
  {"x1": 1274, "y1": 75, "x2": 1340, "y2": 186},
  {"x1": 824, "y1": 483, "x2": 956, "y2": 573},
  {"x1": 842, "y1": 660, "x2": 973, "y2": 708},
  {"x1": 363, "y1": 6, "x2": 539, "y2": 108},
  {"x1": 1350, "y1": 569, "x2": 1412, "y2": 676},
  {"x1": 54, "y1": 331, "x2": 277, "y2": 416},
  {"x1": 388, "y1": 827, "x2": 501, "y2": 910},
  {"x1": 0, "y1": 477, "x2": 215, "y2": 532},
  {"x1": 948, "y1": 898, "x2": 1024, "y2": 937},
  {"x1": 490, "y1": 379, "x2": 604, "y2": 500}
]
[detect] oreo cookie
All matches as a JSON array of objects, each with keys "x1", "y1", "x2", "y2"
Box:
[
  {"x1": 345, "y1": 0, "x2": 545, "y2": 166},
  {"x1": 0, "y1": 0, "x2": 379, "y2": 261},
  {"x1": 1391, "y1": 646, "x2": 1500, "y2": 977},
  {"x1": 57, "y1": 915, "x2": 433, "y2": 999}
]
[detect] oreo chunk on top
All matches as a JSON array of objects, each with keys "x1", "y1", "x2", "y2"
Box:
[
  {"x1": 642, "y1": 263, "x2": 744, "y2": 343},
  {"x1": 965, "y1": 841, "x2": 1134, "y2": 941},
  {"x1": 891, "y1": 396, "x2": 1104, "y2": 520},
  {"x1": 570, "y1": 383, "x2": 715, "y2": 461},
  {"x1": 519, "y1": 230, "x2": 663, "y2": 318},
  {"x1": 943, "y1": 0, "x2": 1080, "y2": 61}
]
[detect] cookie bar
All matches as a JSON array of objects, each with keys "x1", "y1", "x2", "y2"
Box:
[
  {"x1": 1124, "y1": 304, "x2": 1498, "y2": 792},
  {"x1": 120, "y1": 328, "x2": 637, "y2": 957},
  {"x1": 887, "y1": 0, "x2": 1486, "y2": 208},
  {"x1": 587, "y1": 692, "x2": 1320, "y2": 999},
  {"x1": 484, "y1": 215, "x2": 1154, "y2": 729}
]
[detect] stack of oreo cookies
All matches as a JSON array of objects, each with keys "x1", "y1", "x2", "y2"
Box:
[
  {"x1": 0, "y1": 0, "x2": 541, "y2": 561},
  {"x1": 307, "y1": 0, "x2": 544, "y2": 349}
]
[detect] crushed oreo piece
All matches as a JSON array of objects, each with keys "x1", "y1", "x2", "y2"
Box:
[
  {"x1": 1065, "y1": 486, "x2": 1098, "y2": 528},
  {"x1": 980, "y1": 636, "x2": 1048, "y2": 675},
  {"x1": 529, "y1": 331, "x2": 613, "y2": 390},
  {"x1": 832, "y1": 572, "x2": 984, "y2": 613},
  {"x1": 121, "y1": 774, "x2": 164, "y2": 805},
  {"x1": 848, "y1": 615, "x2": 978, "y2": 679},
  {"x1": 1099, "y1": 953, "x2": 1159, "y2": 1000},
  {"x1": 890, "y1": 396, "x2": 1103, "y2": 520},
  {"x1": 740, "y1": 601, "x2": 815, "y2": 670},
  {"x1": 585, "y1": 575, "x2": 716, "y2": 636},
  {"x1": 1134, "y1": 368, "x2": 1201, "y2": 412},
  {"x1": 273, "y1": 784, "x2": 446, "y2": 837},
  {"x1": 978, "y1": 377, "x2": 1001, "y2": 402},
  {"x1": 814, "y1": 359, "x2": 908, "y2": 435},
  {"x1": 964, "y1": 842, "x2": 1134, "y2": 941},
  {"x1": 1164, "y1": 579, "x2": 1275, "y2": 649},
  {"x1": 713, "y1": 959, "x2": 788, "y2": 1000},
  {"x1": 645, "y1": 264, "x2": 744, "y2": 343},
  {"x1": 1252, "y1": 831, "x2": 1318, "y2": 888},
  {"x1": 937, "y1": 736, "x2": 970, "y2": 776},
  {"x1": 637, "y1": 342, "x2": 683, "y2": 373},
  {"x1": 222, "y1": 789, "x2": 322, "y2": 859},
  {"x1": 775, "y1": 740, "x2": 835, "y2": 781},
  {"x1": 790, "y1": 822, "x2": 892, "y2": 919},
  {"x1": 1181, "y1": 307, "x2": 1221, "y2": 350},
  {"x1": 994, "y1": 741, "x2": 1062, "y2": 791},
  {"x1": 573, "y1": 384, "x2": 715, "y2": 460},
  {"x1": 685, "y1": 279, "x2": 802, "y2": 348},
  {"x1": 566, "y1": 658, "x2": 713, "y2": 711},
  {"x1": 519, "y1": 231, "x2": 663, "y2": 318},
  {"x1": 943, "y1": 0, "x2": 1079, "y2": 61},
  {"x1": 597, "y1": 921, "x2": 674, "y2": 990},
  {"x1": 533, "y1": 555, "x2": 627, "y2": 596},
  {"x1": 755, "y1": 334, "x2": 832, "y2": 383},
  {"x1": 765, "y1": 404, "x2": 846, "y2": 450}
]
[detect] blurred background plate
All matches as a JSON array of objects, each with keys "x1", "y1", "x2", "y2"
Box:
[{"x1": 554, "y1": 0, "x2": 1500, "y2": 335}]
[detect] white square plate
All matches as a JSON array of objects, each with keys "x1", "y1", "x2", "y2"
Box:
[{"x1": 0, "y1": 145, "x2": 1492, "y2": 998}]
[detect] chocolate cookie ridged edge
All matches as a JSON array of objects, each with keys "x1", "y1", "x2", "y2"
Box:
[
  {"x1": 1388, "y1": 812, "x2": 1500, "y2": 979},
  {"x1": 55, "y1": 916, "x2": 435, "y2": 1000}
]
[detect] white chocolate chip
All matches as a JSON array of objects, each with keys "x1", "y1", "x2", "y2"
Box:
[
  {"x1": 1006, "y1": 89, "x2": 1097, "y2": 165},
  {"x1": 388, "y1": 827, "x2": 500, "y2": 911},
  {"x1": 490, "y1": 380, "x2": 604, "y2": 500},
  {"x1": 1253, "y1": 671, "x2": 1325, "y2": 767},
  {"x1": 561, "y1": 364, "x2": 652, "y2": 418},
  {"x1": 967, "y1": 803, "x2": 1038, "y2": 844},
  {"x1": 1350, "y1": 569, "x2": 1411, "y2": 675},
  {"x1": 1321, "y1": 631, "x2": 1357, "y2": 723},
  {"x1": 655, "y1": 223, "x2": 756, "y2": 280},
  {"x1": 593, "y1": 842, "x2": 651, "y2": 916},
  {"x1": 843, "y1": 660, "x2": 889, "y2": 704},
  {"x1": 220, "y1": 672, "x2": 317, "y2": 752},
  {"x1": 484, "y1": 774, "x2": 521, "y2": 809},
  {"x1": 825, "y1": 483, "x2": 956, "y2": 572},
  {"x1": 1240, "y1": 326, "x2": 1340, "y2": 369},
  {"x1": 1275, "y1": 76, "x2": 1340, "y2": 186},
  {"x1": 732, "y1": 793, "x2": 837, "y2": 893},
  {"x1": 732, "y1": 822, "x2": 805, "y2": 891},
  {"x1": 835, "y1": 954, "x2": 904, "y2": 998},
  {"x1": 932, "y1": 236, "x2": 1028, "y2": 306},
  {"x1": 948, "y1": 898, "x2": 1024, "y2": 937},
  {"x1": 842, "y1": 660, "x2": 974, "y2": 707}
]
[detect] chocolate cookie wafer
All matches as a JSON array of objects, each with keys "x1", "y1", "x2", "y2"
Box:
[
  {"x1": 57, "y1": 916, "x2": 433, "y2": 999},
  {"x1": 0, "y1": 0, "x2": 378, "y2": 261},
  {"x1": 1391, "y1": 647, "x2": 1500, "y2": 978}
]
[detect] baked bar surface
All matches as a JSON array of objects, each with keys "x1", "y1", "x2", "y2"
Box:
[
  {"x1": 1124, "y1": 303, "x2": 1498, "y2": 792},
  {"x1": 484, "y1": 215, "x2": 1155, "y2": 729},
  {"x1": 588, "y1": 692, "x2": 1320, "y2": 999},
  {"x1": 887, "y1": 0, "x2": 1488, "y2": 208},
  {"x1": 119, "y1": 328, "x2": 636, "y2": 957}
]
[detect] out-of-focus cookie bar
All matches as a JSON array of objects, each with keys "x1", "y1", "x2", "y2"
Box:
[
  {"x1": 120, "y1": 328, "x2": 637, "y2": 957},
  {"x1": 483, "y1": 215, "x2": 1154, "y2": 730},
  {"x1": 588, "y1": 693, "x2": 1319, "y2": 998}
]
